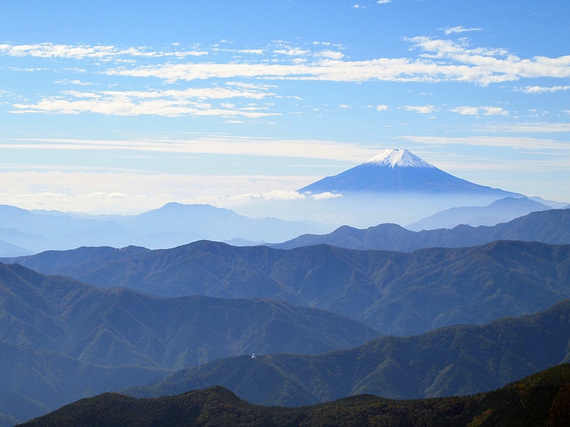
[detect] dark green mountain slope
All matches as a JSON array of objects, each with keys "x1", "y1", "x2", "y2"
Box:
[
  {"x1": 21, "y1": 364, "x2": 570, "y2": 427},
  {"x1": 125, "y1": 299, "x2": 570, "y2": 406},
  {"x1": 273, "y1": 208, "x2": 570, "y2": 251},
  {"x1": 0, "y1": 262, "x2": 378, "y2": 370},
  {"x1": 7, "y1": 240, "x2": 570, "y2": 335}
]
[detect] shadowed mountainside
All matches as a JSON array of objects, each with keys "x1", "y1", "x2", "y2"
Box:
[
  {"x1": 0, "y1": 261, "x2": 378, "y2": 424},
  {"x1": 124, "y1": 299, "x2": 570, "y2": 407},
  {"x1": 7, "y1": 239, "x2": 570, "y2": 335},
  {"x1": 0, "y1": 261, "x2": 378, "y2": 369}
]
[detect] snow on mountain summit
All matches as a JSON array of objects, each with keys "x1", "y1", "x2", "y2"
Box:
[
  {"x1": 298, "y1": 147, "x2": 519, "y2": 198},
  {"x1": 364, "y1": 148, "x2": 435, "y2": 168}
]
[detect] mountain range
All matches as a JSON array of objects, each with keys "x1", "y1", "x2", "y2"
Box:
[
  {"x1": 7, "y1": 238, "x2": 570, "y2": 336},
  {"x1": 0, "y1": 261, "x2": 378, "y2": 423},
  {"x1": 2, "y1": 148, "x2": 570, "y2": 425},
  {"x1": 273, "y1": 208, "x2": 570, "y2": 251},
  {"x1": 406, "y1": 196, "x2": 552, "y2": 230},
  {"x1": 0, "y1": 203, "x2": 326, "y2": 257},
  {"x1": 20, "y1": 364, "x2": 570, "y2": 427},
  {"x1": 124, "y1": 299, "x2": 570, "y2": 406},
  {"x1": 0, "y1": 261, "x2": 378, "y2": 368},
  {"x1": 3, "y1": 241, "x2": 570, "y2": 423},
  {"x1": 1, "y1": 149, "x2": 566, "y2": 257}
]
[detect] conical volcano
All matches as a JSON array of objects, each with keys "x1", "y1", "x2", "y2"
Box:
[{"x1": 299, "y1": 148, "x2": 518, "y2": 197}]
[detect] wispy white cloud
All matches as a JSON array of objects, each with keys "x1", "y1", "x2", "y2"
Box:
[
  {"x1": 375, "y1": 104, "x2": 388, "y2": 111},
  {"x1": 377, "y1": 0, "x2": 392, "y2": 4},
  {"x1": 11, "y1": 98, "x2": 276, "y2": 118},
  {"x1": 480, "y1": 106, "x2": 508, "y2": 116},
  {"x1": 0, "y1": 42, "x2": 208, "y2": 60},
  {"x1": 315, "y1": 50, "x2": 345, "y2": 60},
  {"x1": 4, "y1": 135, "x2": 381, "y2": 163},
  {"x1": 238, "y1": 49, "x2": 264, "y2": 55},
  {"x1": 403, "y1": 105, "x2": 437, "y2": 114},
  {"x1": 478, "y1": 122, "x2": 570, "y2": 133},
  {"x1": 274, "y1": 47, "x2": 311, "y2": 56},
  {"x1": 3, "y1": 39, "x2": 569, "y2": 87},
  {"x1": 54, "y1": 79, "x2": 94, "y2": 86},
  {"x1": 10, "y1": 85, "x2": 278, "y2": 117},
  {"x1": 449, "y1": 106, "x2": 479, "y2": 115},
  {"x1": 443, "y1": 26, "x2": 482, "y2": 35},
  {"x1": 310, "y1": 191, "x2": 343, "y2": 200},
  {"x1": 100, "y1": 37, "x2": 570, "y2": 86},
  {"x1": 402, "y1": 134, "x2": 570, "y2": 151},
  {"x1": 518, "y1": 85, "x2": 570, "y2": 94},
  {"x1": 407, "y1": 36, "x2": 570, "y2": 85},
  {"x1": 450, "y1": 106, "x2": 508, "y2": 116}
]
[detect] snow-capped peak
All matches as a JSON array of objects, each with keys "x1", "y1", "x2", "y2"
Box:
[{"x1": 364, "y1": 148, "x2": 435, "y2": 168}]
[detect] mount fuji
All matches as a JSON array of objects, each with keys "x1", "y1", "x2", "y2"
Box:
[{"x1": 299, "y1": 148, "x2": 519, "y2": 197}]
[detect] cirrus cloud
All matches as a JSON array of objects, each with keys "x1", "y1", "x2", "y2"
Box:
[{"x1": 2, "y1": 38, "x2": 569, "y2": 88}]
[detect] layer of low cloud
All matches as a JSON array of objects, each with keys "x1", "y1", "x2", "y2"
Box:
[{"x1": 0, "y1": 170, "x2": 316, "y2": 214}]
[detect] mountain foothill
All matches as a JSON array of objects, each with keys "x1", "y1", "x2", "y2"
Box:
[{"x1": 1, "y1": 148, "x2": 570, "y2": 425}]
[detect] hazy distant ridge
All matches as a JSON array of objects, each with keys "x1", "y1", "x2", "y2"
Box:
[
  {"x1": 0, "y1": 203, "x2": 326, "y2": 256},
  {"x1": 273, "y1": 208, "x2": 570, "y2": 251}
]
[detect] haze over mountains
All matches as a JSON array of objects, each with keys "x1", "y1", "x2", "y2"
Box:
[
  {"x1": 407, "y1": 196, "x2": 552, "y2": 230},
  {"x1": 0, "y1": 203, "x2": 327, "y2": 257},
  {"x1": 0, "y1": 149, "x2": 566, "y2": 257},
  {"x1": 250, "y1": 148, "x2": 549, "y2": 227},
  {"x1": 2, "y1": 148, "x2": 570, "y2": 424}
]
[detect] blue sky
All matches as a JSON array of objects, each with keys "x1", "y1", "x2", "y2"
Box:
[{"x1": 1, "y1": 0, "x2": 569, "y2": 214}]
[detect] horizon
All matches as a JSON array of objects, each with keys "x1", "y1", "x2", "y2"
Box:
[{"x1": 1, "y1": 1, "x2": 569, "y2": 215}]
